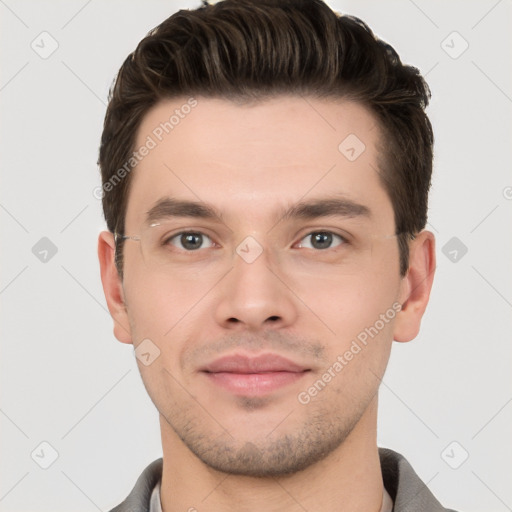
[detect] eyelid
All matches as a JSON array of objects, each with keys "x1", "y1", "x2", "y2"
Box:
[
  {"x1": 152, "y1": 222, "x2": 222, "y2": 241},
  {"x1": 292, "y1": 226, "x2": 352, "y2": 245},
  {"x1": 166, "y1": 230, "x2": 217, "y2": 250},
  {"x1": 294, "y1": 230, "x2": 348, "y2": 249}
]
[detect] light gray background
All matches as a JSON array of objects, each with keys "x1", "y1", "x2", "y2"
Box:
[{"x1": 1, "y1": 1, "x2": 511, "y2": 511}]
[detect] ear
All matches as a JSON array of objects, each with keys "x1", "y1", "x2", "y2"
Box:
[
  {"x1": 97, "y1": 231, "x2": 133, "y2": 344},
  {"x1": 393, "y1": 230, "x2": 436, "y2": 343}
]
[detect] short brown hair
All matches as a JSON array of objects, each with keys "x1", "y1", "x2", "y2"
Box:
[{"x1": 98, "y1": 0, "x2": 433, "y2": 278}]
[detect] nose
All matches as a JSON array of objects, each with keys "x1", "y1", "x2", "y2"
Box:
[{"x1": 213, "y1": 243, "x2": 299, "y2": 332}]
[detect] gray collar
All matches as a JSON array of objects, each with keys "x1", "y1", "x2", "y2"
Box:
[{"x1": 109, "y1": 448, "x2": 459, "y2": 512}]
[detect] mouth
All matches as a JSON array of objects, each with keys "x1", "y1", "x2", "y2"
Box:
[{"x1": 200, "y1": 353, "x2": 311, "y2": 396}]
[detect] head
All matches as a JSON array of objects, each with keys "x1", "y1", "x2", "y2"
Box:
[
  {"x1": 99, "y1": 0, "x2": 433, "y2": 279},
  {"x1": 98, "y1": 0, "x2": 435, "y2": 477}
]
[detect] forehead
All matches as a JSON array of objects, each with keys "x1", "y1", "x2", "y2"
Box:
[{"x1": 125, "y1": 95, "x2": 392, "y2": 231}]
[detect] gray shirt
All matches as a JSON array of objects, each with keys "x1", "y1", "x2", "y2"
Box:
[{"x1": 109, "y1": 448, "x2": 459, "y2": 512}]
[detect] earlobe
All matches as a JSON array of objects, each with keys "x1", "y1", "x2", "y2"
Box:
[
  {"x1": 97, "y1": 231, "x2": 133, "y2": 344},
  {"x1": 393, "y1": 231, "x2": 436, "y2": 343}
]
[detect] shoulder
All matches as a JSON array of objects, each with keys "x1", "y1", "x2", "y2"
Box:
[
  {"x1": 108, "y1": 458, "x2": 163, "y2": 512},
  {"x1": 379, "y1": 448, "x2": 460, "y2": 512}
]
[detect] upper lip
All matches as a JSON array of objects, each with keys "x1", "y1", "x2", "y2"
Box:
[{"x1": 201, "y1": 353, "x2": 309, "y2": 374}]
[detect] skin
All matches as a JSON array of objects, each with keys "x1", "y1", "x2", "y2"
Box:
[{"x1": 98, "y1": 96, "x2": 435, "y2": 512}]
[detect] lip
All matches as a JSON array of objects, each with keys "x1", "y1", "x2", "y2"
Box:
[
  {"x1": 201, "y1": 353, "x2": 310, "y2": 396},
  {"x1": 202, "y1": 353, "x2": 308, "y2": 373}
]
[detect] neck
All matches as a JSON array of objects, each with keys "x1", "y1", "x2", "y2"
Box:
[{"x1": 159, "y1": 398, "x2": 385, "y2": 512}]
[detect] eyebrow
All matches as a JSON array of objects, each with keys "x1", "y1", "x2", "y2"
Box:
[
  {"x1": 144, "y1": 196, "x2": 371, "y2": 225},
  {"x1": 145, "y1": 197, "x2": 221, "y2": 225},
  {"x1": 279, "y1": 197, "x2": 371, "y2": 222}
]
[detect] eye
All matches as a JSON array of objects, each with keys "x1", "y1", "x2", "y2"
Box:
[
  {"x1": 167, "y1": 232, "x2": 215, "y2": 251},
  {"x1": 296, "y1": 231, "x2": 347, "y2": 250}
]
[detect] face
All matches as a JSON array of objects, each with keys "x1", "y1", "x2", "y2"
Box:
[{"x1": 103, "y1": 96, "x2": 421, "y2": 477}]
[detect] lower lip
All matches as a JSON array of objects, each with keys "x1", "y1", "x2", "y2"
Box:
[{"x1": 203, "y1": 371, "x2": 307, "y2": 396}]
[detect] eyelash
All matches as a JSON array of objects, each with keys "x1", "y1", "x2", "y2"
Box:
[
  {"x1": 164, "y1": 230, "x2": 349, "y2": 251},
  {"x1": 295, "y1": 232, "x2": 347, "y2": 250}
]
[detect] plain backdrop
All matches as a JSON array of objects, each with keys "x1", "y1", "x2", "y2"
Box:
[{"x1": 1, "y1": 1, "x2": 511, "y2": 511}]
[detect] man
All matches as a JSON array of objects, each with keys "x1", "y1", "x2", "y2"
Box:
[{"x1": 97, "y1": 0, "x2": 457, "y2": 510}]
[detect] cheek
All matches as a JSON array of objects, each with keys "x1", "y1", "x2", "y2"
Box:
[
  {"x1": 286, "y1": 234, "x2": 402, "y2": 329},
  {"x1": 123, "y1": 265, "x2": 216, "y2": 340},
  {"x1": 297, "y1": 273, "x2": 398, "y2": 404},
  {"x1": 295, "y1": 265, "x2": 400, "y2": 340},
  {"x1": 123, "y1": 269, "x2": 225, "y2": 390},
  {"x1": 124, "y1": 275, "x2": 198, "y2": 400},
  {"x1": 290, "y1": 258, "x2": 400, "y2": 398}
]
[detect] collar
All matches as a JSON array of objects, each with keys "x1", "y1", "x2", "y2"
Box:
[{"x1": 109, "y1": 448, "x2": 458, "y2": 512}]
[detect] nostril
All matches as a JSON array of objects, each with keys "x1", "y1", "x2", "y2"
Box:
[{"x1": 267, "y1": 316, "x2": 280, "y2": 322}]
